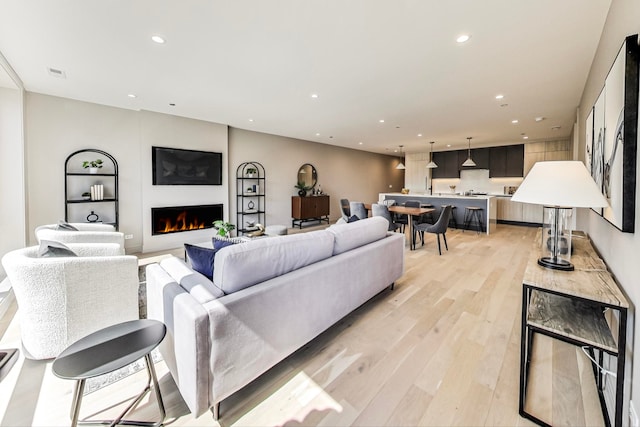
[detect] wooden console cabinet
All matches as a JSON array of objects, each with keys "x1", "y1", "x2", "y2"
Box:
[{"x1": 291, "y1": 195, "x2": 330, "y2": 228}]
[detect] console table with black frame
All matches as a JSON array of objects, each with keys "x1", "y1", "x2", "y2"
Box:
[{"x1": 519, "y1": 230, "x2": 629, "y2": 427}]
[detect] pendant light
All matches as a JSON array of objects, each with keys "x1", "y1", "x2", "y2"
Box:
[
  {"x1": 396, "y1": 145, "x2": 406, "y2": 170},
  {"x1": 462, "y1": 137, "x2": 476, "y2": 167},
  {"x1": 426, "y1": 141, "x2": 438, "y2": 168}
]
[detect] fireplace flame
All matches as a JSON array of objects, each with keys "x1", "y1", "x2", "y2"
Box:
[{"x1": 158, "y1": 210, "x2": 206, "y2": 233}]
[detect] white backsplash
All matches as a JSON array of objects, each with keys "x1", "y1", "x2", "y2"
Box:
[{"x1": 432, "y1": 169, "x2": 523, "y2": 195}]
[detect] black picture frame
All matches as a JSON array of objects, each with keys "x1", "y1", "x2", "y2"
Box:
[
  {"x1": 152, "y1": 146, "x2": 222, "y2": 186},
  {"x1": 601, "y1": 34, "x2": 639, "y2": 232}
]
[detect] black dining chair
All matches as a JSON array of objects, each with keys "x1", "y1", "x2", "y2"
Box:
[{"x1": 413, "y1": 205, "x2": 453, "y2": 255}]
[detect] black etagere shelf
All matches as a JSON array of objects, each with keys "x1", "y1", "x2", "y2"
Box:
[{"x1": 236, "y1": 161, "x2": 265, "y2": 235}]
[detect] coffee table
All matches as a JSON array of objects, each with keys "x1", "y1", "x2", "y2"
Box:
[{"x1": 52, "y1": 319, "x2": 166, "y2": 427}]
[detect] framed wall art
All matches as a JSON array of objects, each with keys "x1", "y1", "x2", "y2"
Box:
[{"x1": 602, "y1": 34, "x2": 639, "y2": 232}]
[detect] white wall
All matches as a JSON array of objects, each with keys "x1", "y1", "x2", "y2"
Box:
[
  {"x1": 229, "y1": 128, "x2": 404, "y2": 226},
  {"x1": 24, "y1": 94, "x2": 228, "y2": 253},
  {"x1": 576, "y1": 0, "x2": 640, "y2": 417},
  {"x1": 139, "y1": 111, "x2": 228, "y2": 253},
  {"x1": 0, "y1": 85, "x2": 25, "y2": 277}
]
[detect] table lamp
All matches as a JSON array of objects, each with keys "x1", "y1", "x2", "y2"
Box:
[{"x1": 511, "y1": 161, "x2": 608, "y2": 271}]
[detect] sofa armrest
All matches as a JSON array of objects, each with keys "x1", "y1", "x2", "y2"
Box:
[{"x1": 146, "y1": 263, "x2": 211, "y2": 417}]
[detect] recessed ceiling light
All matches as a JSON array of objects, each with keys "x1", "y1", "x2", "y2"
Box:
[
  {"x1": 523, "y1": 136, "x2": 529, "y2": 140},
  {"x1": 456, "y1": 34, "x2": 470, "y2": 43},
  {"x1": 511, "y1": 119, "x2": 518, "y2": 124},
  {"x1": 151, "y1": 35, "x2": 166, "y2": 44},
  {"x1": 495, "y1": 94, "x2": 504, "y2": 100},
  {"x1": 417, "y1": 133, "x2": 423, "y2": 137},
  {"x1": 358, "y1": 142, "x2": 363, "y2": 145},
  {"x1": 311, "y1": 93, "x2": 318, "y2": 99},
  {"x1": 127, "y1": 93, "x2": 137, "y2": 98},
  {"x1": 315, "y1": 132, "x2": 320, "y2": 136},
  {"x1": 535, "y1": 116, "x2": 545, "y2": 122},
  {"x1": 379, "y1": 119, "x2": 385, "y2": 123},
  {"x1": 447, "y1": 144, "x2": 451, "y2": 147},
  {"x1": 551, "y1": 125, "x2": 561, "y2": 130},
  {"x1": 249, "y1": 118, "x2": 254, "y2": 122}
]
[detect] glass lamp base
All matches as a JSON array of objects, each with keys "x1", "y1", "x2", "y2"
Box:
[{"x1": 538, "y1": 256, "x2": 574, "y2": 271}]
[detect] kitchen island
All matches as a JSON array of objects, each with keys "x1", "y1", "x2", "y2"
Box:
[{"x1": 378, "y1": 193, "x2": 497, "y2": 235}]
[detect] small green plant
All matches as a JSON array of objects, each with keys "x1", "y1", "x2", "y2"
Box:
[
  {"x1": 246, "y1": 167, "x2": 257, "y2": 175},
  {"x1": 294, "y1": 182, "x2": 311, "y2": 191},
  {"x1": 82, "y1": 159, "x2": 103, "y2": 169},
  {"x1": 213, "y1": 220, "x2": 236, "y2": 237}
]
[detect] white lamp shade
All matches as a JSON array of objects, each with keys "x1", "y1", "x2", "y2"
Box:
[
  {"x1": 396, "y1": 162, "x2": 406, "y2": 170},
  {"x1": 462, "y1": 157, "x2": 476, "y2": 167},
  {"x1": 511, "y1": 161, "x2": 608, "y2": 208},
  {"x1": 426, "y1": 161, "x2": 438, "y2": 168}
]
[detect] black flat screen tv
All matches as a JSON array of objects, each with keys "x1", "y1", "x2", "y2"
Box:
[{"x1": 152, "y1": 146, "x2": 222, "y2": 185}]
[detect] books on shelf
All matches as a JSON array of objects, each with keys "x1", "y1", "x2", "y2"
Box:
[{"x1": 90, "y1": 184, "x2": 104, "y2": 201}]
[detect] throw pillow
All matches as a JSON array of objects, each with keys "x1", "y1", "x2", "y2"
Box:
[
  {"x1": 184, "y1": 243, "x2": 216, "y2": 280},
  {"x1": 38, "y1": 240, "x2": 78, "y2": 258},
  {"x1": 56, "y1": 220, "x2": 79, "y2": 231},
  {"x1": 347, "y1": 215, "x2": 360, "y2": 223},
  {"x1": 212, "y1": 235, "x2": 247, "y2": 251}
]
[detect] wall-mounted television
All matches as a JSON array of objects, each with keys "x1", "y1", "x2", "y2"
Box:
[{"x1": 152, "y1": 146, "x2": 222, "y2": 185}]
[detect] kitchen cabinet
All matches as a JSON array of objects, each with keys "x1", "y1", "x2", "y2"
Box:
[
  {"x1": 489, "y1": 145, "x2": 524, "y2": 177},
  {"x1": 291, "y1": 195, "x2": 330, "y2": 228},
  {"x1": 496, "y1": 197, "x2": 542, "y2": 224},
  {"x1": 432, "y1": 151, "x2": 459, "y2": 178}
]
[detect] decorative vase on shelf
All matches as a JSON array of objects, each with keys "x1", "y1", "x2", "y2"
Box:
[
  {"x1": 89, "y1": 167, "x2": 99, "y2": 174},
  {"x1": 298, "y1": 189, "x2": 306, "y2": 197}
]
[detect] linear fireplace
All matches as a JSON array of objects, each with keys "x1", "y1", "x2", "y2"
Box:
[{"x1": 151, "y1": 204, "x2": 223, "y2": 235}]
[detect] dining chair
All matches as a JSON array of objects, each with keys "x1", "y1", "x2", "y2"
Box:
[
  {"x1": 340, "y1": 198, "x2": 351, "y2": 221},
  {"x1": 371, "y1": 203, "x2": 399, "y2": 232},
  {"x1": 349, "y1": 201, "x2": 368, "y2": 220},
  {"x1": 413, "y1": 205, "x2": 452, "y2": 255}
]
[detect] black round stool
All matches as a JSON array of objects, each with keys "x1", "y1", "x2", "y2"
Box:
[{"x1": 463, "y1": 206, "x2": 485, "y2": 234}]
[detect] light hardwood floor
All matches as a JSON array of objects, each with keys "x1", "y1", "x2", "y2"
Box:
[{"x1": 0, "y1": 224, "x2": 605, "y2": 426}]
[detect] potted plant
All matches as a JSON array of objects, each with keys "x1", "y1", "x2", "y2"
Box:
[
  {"x1": 246, "y1": 167, "x2": 257, "y2": 178},
  {"x1": 213, "y1": 220, "x2": 236, "y2": 237},
  {"x1": 294, "y1": 182, "x2": 311, "y2": 197},
  {"x1": 82, "y1": 159, "x2": 103, "y2": 174}
]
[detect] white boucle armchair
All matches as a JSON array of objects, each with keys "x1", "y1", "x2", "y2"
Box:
[
  {"x1": 1, "y1": 243, "x2": 139, "y2": 359},
  {"x1": 35, "y1": 223, "x2": 125, "y2": 249}
]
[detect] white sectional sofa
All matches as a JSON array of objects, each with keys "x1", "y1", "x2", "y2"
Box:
[{"x1": 146, "y1": 216, "x2": 405, "y2": 419}]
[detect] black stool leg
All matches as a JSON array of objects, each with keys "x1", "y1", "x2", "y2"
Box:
[{"x1": 443, "y1": 232, "x2": 448, "y2": 251}]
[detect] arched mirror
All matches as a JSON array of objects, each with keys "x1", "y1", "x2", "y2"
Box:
[{"x1": 297, "y1": 163, "x2": 318, "y2": 190}]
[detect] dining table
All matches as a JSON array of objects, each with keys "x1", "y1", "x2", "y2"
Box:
[{"x1": 364, "y1": 203, "x2": 435, "y2": 250}]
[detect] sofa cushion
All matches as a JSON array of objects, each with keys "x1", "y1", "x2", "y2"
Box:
[
  {"x1": 37, "y1": 240, "x2": 78, "y2": 257},
  {"x1": 159, "y1": 256, "x2": 224, "y2": 304},
  {"x1": 213, "y1": 229, "x2": 334, "y2": 294},
  {"x1": 184, "y1": 243, "x2": 216, "y2": 280},
  {"x1": 327, "y1": 216, "x2": 389, "y2": 255}
]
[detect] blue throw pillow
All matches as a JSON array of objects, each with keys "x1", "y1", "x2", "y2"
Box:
[
  {"x1": 347, "y1": 215, "x2": 360, "y2": 223},
  {"x1": 184, "y1": 244, "x2": 216, "y2": 280},
  {"x1": 212, "y1": 235, "x2": 246, "y2": 251}
]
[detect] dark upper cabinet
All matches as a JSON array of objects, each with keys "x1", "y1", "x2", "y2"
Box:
[
  {"x1": 432, "y1": 151, "x2": 460, "y2": 178},
  {"x1": 458, "y1": 148, "x2": 489, "y2": 170},
  {"x1": 506, "y1": 144, "x2": 524, "y2": 177},
  {"x1": 489, "y1": 144, "x2": 524, "y2": 177}
]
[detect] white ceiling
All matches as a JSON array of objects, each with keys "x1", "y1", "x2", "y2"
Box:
[{"x1": 0, "y1": 0, "x2": 611, "y2": 154}]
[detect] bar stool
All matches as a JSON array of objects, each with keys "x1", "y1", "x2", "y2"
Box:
[
  {"x1": 420, "y1": 203, "x2": 434, "y2": 224},
  {"x1": 442, "y1": 205, "x2": 457, "y2": 228},
  {"x1": 463, "y1": 206, "x2": 485, "y2": 234}
]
